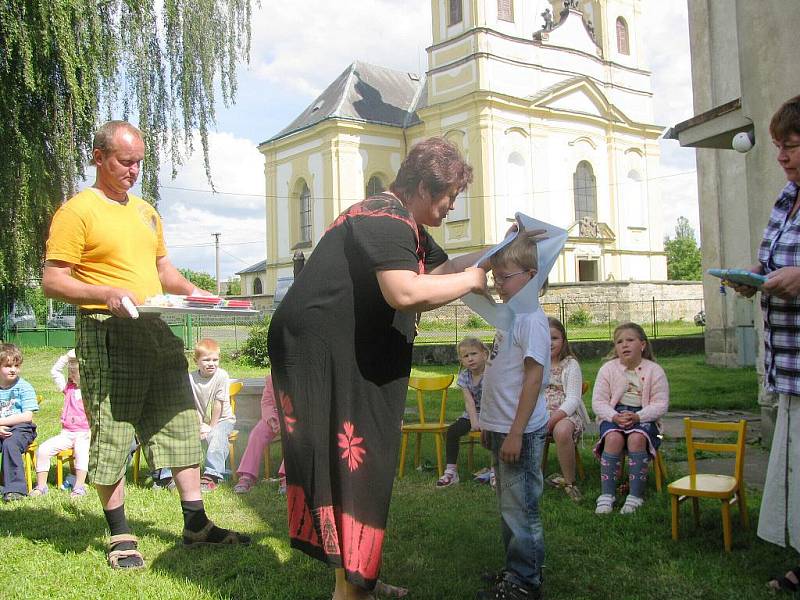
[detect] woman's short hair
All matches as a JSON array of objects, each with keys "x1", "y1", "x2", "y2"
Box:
[
  {"x1": 390, "y1": 137, "x2": 473, "y2": 200},
  {"x1": 769, "y1": 95, "x2": 800, "y2": 141}
]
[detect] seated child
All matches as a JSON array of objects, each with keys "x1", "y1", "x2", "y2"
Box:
[
  {"x1": 233, "y1": 375, "x2": 282, "y2": 493},
  {"x1": 190, "y1": 338, "x2": 235, "y2": 492},
  {"x1": 592, "y1": 322, "x2": 669, "y2": 515},
  {"x1": 436, "y1": 337, "x2": 489, "y2": 488},
  {"x1": 544, "y1": 317, "x2": 589, "y2": 502},
  {"x1": 0, "y1": 343, "x2": 39, "y2": 502},
  {"x1": 477, "y1": 235, "x2": 550, "y2": 600},
  {"x1": 32, "y1": 349, "x2": 90, "y2": 498}
]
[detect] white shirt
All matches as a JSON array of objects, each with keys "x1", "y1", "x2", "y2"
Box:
[{"x1": 480, "y1": 309, "x2": 550, "y2": 434}]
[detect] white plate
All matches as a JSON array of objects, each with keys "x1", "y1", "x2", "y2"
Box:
[{"x1": 137, "y1": 306, "x2": 260, "y2": 316}]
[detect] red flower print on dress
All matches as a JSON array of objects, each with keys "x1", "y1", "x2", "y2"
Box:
[
  {"x1": 280, "y1": 390, "x2": 297, "y2": 433},
  {"x1": 338, "y1": 421, "x2": 366, "y2": 472}
]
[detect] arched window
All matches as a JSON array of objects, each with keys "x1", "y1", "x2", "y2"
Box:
[
  {"x1": 299, "y1": 181, "x2": 312, "y2": 243},
  {"x1": 498, "y1": 0, "x2": 514, "y2": 22},
  {"x1": 573, "y1": 161, "x2": 597, "y2": 222},
  {"x1": 253, "y1": 277, "x2": 263, "y2": 295},
  {"x1": 616, "y1": 17, "x2": 630, "y2": 55},
  {"x1": 365, "y1": 175, "x2": 385, "y2": 198},
  {"x1": 449, "y1": 0, "x2": 462, "y2": 25}
]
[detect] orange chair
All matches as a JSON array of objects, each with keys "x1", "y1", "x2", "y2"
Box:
[
  {"x1": 541, "y1": 381, "x2": 590, "y2": 480},
  {"x1": 668, "y1": 418, "x2": 748, "y2": 552},
  {"x1": 397, "y1": 374, "x2": 455, "y2": 478}
]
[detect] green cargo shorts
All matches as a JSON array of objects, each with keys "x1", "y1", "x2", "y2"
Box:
[{"x1": 76, "y1": 312, "x2": 202, "y2": 485}]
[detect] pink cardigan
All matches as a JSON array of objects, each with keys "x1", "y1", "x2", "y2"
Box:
[{"x1": 591, "y1": 358, "x2": 669, "y2": 425}]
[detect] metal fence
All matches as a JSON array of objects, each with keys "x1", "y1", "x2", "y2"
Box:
[{"x1": 3, "y1": 296, "x2": 705, "y2": 350}]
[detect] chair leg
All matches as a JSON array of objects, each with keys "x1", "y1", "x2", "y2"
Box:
[
  {"x1": 721, "y1": 500, "x2": 733, "y2": 552},
  {"x1": 541, "y1": 438, "x2": 551, "y2": 475},
  {"x1": 132, "y1": 446, "x2": 141, "y2": 486},
  {"x1": 658, "y1": 451, "x2": 668, "y2": 480},
  {"x1": 229, "y1": 442, "x2": 237, "y2": 482},
  {"x1": 398, "y1": 433, "x2": 409, "y2": 478},
  {"x1": 574, "y1": 444, "x2": 585, "y2": 480},
  {"x1": 56, "y1": 455, "x2": 63, "y2": 489},
  {"x1": 434, "y1": 433, "x2": 444, "y2": 477},
  {"x1": 670, "y1": 494, "x2": 680, "y2": 541},
  {"x1": 654, "y1": 451, "x2": 663, "y2": 492},
  {"x1": 691, "y1": 497, "x2": 700, "y2": 527},
  {"x1": 413, "y1": 433, "x2": 421, "y2": 469},
  {"x1": 24, "y1": 452, "x2": 33, "y2": 493},
  {"x1": 738, "y1": 488, "x2": 749, "y2": 529},
  {"x1": 467, "y1": 440, "x2": 475, "y2": 473}
]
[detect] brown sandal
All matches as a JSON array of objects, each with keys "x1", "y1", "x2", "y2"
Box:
[
  {"x1": 107, "y1": 534, "x2": 145, "y2": 570},
  {"x1": 182, "y1": 520, "x2": 251, "y2": 547}
]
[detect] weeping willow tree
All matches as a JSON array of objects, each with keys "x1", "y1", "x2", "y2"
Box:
[{"x1": 0, "y1": 0, "x2": 253, "y2": 299}]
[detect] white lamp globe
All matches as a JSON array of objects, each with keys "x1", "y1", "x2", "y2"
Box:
[{"x1": 732, "y1": 131, "x2": 754, "y2": 153}]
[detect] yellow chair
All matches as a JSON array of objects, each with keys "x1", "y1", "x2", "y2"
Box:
[
  {"x1": 668, "y1": 418, "x2": 748, "y2": 552},
  {"x1": 19, "y1": 396, "x2": 45, "y2": 493},
  {"x1": 397, "y1": 374, "x2": 454, "y2": 478},
  {"x1": 541, "y1": 381, "x2": 590, "y2": 481},
  {"x1": 132, "y1": 381, "x2": 244, "y2": 484},
  {"x1": 55, "y1": 448, "x2": 76, "y2": 488},
  {"x1": 263, "y1": 434, "x2": 282, "y2": 479}
]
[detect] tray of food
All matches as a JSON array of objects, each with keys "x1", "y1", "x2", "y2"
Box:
[{"x1": 136, "y1": 295, "x2": 260, "y2": 316}]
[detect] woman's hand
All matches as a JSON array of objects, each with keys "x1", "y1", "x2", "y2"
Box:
[
  {"x1": 763, "y1": 266, "x2": 800, "y2": 299},
  {"x1": 464, "y1": 266, "x2": 490, "y2": 300}
]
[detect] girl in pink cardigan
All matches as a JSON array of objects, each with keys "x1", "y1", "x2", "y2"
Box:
[{"x1": 592, "y1": 322, "x2": 669, "y2": 515}]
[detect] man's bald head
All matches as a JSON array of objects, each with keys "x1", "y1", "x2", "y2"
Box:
[{"x1": 93, "y1": 121, "x2": 143, "y2": 164}]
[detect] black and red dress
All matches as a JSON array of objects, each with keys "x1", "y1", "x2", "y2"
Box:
[{"x1": 267, "y1": 193, "x2": 447, "y2": 589}]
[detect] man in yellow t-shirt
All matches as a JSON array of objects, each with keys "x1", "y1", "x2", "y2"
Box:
[{"x1": 43, "y1": 121, "x2": 249, "y2": 570}]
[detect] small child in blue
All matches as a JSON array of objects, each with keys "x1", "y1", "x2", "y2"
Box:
[
  {"x1": 0, "y1": 343, "x2": 39, "y2": 502},
  {"x1": 436, "y1": 337, "x2": 490, "y2": 488}
]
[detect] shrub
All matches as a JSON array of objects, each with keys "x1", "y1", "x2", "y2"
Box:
[
  {"x1": 465, "y1": 314, "x2": 489, "y2": 329},
  {"x1": 567, "y1": 308, "x2": 592, "y2": 327},
  {"x1": 240, "y1": 314, "x2": 271, "y2": 367}
]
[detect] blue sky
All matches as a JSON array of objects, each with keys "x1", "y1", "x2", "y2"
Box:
[{"x1": 136, "y1": 0, "x2": 698, "y2": 282}]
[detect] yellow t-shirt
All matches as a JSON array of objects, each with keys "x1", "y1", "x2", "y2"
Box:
[{"x1": 45, "y1": 188, "x2": 167, "y2": 309}]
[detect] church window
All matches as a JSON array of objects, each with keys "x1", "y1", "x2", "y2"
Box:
[
  {"x1": 449, "y1": 0, "x2": 462, "y2": 25},
  {"x1": 299, "y1": 181, "x2": 312, "y2": 244},
  {"x1": 573, "y1": 161, "x2": 597, "y2": 222},
  {"x1": 366, "y1": 175, "x2": 386, "y2": 197},
  {"x1": 253, "y1": 277, "x2": 263, "y2": 295},
  {"x1": 616, "y1": 17, "x2": 630, "y2": 55},
  {"x1": 498, "y1": 0, "x2": 514, "y2": 22}
]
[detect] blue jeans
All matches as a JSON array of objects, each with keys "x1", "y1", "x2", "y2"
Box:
[
  {"x1": 202, "y1": 420, "x2": 235, "y2": 480},
  {"x1": 487, "y1": 427, "x2": 547, "y2": 590}
]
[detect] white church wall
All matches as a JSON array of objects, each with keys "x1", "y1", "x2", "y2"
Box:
[
  {"x1": 307, "y1": 152, "x2": 325, "y2": 240},
  {"x1": 276, "y1": 162, "x2": 292, "y2": 256}
]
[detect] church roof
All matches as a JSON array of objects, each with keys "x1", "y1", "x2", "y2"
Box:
[
  {"x1": 266, "y1": 61, "x2": 425, "y2": 143},
  {"x1": 236, "y1": 259, "x2": 266, "y2": 275}
]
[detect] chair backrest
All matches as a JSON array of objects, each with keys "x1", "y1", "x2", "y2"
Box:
[
  {"x1": 683, "y1": 418, "x2": 747, "y2": 485},
  {"x1": 228, "y1": 381, "x2": 244, "y2": 415},
  {"x1": 407, "y1": 374, "x2": 455, "y2": 426}
]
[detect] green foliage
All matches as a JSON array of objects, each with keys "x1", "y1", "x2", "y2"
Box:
[
  {"x1": 226, "y1": 276, "x2": 242, "y2": 296},
  {"x1": 240, "y1": 314, "x2": 271, "y2": 367},
  {"x1": 567, "y1": 308, "x2": 592, "y2": 327},
  {"x1": 465, "y1": 314, "x2": 489, "y2": 329},
  {"x1": 0, "y1": 0, "x2": 253, "y2": 298},
  {"x1": 664, "y1": 216, "x2": 702, "y2": 281},
  {"x1": 179, "y1": 268, "x2": 217, "y2": 294}
]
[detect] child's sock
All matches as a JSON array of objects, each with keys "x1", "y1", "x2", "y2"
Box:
[
  {"x1": 181, "y1": 499, "x2": 228, "y2": 542},
  {"x1": 445, "y1": 463, "x2": 457, "y2": 473},
  {"x1": 104, "y1": 505, "x2": 131, "y2": 537},
  {"x1": 600, "y1": 452, "x2": 621, "y2": 496},
  {"x1": 627, "y1": 451, "x2": 650, "y2": 498}
]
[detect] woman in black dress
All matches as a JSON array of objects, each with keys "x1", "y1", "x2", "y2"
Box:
[{"x1": 268, "y1": 137, "x2": 488, "y2": 599}]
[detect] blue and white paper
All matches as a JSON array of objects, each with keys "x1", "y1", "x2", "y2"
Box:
[{"x1": 462, "y1": 213, "x2": 567, "y2": 330}]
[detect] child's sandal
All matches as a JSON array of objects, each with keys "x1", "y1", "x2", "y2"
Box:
[
  {"x1": 767, "y1": 566, "x2": 800, "y2": 593},
  {"x1": 233, "y1": 475, "x2": 256, "y2": 494},
  {"x1": 70, "y1": 486, "x2": 87, "y2": 498},
  {"x1": 563, "y1": 483, "x2": 582, "y2": 503},
  {"x1": 30, "y1": 485, "x2": 48, "y2": 498},
  {"x1": 107, "y1": 534, "x2": 145, "y2": 570}
]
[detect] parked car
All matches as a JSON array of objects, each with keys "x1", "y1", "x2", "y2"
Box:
[
  {"x1": 47, "y1": 309, "x2": 76, "y2": 329},
  {"x1": 5, "y1": 301, "x2": 37, "y2": 331}
]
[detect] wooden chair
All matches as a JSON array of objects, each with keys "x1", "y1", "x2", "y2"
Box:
[
  {"x1": 668, "y1": 418, "x2": 748, "y2": 552},
  {"x1": 132, "y1": 381, "x2": 244, "y2": 484},
  {"x1": 263, "y1": 434, "x2": 282, "y2": 479},
  {"x1": 541, "y1": 381, "x2": 590, "y2": 481},
  {"x1": 397, "y1": 374, "x2": 455, "y2": 478}
]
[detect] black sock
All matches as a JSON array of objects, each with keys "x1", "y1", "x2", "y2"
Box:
[
  {"x1": 181, "y1": 499, "x2": 210, "y2": 532},
  {"x1": 104, "y1": 505, "x2": 131, "y2": 537}
]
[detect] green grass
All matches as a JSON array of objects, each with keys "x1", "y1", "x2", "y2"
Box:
[{"x1": 0, "y1": 348, "x2": 778, "y2": 600}]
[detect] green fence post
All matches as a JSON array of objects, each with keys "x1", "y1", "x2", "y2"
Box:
[{"x1": 185, "y1": 314, "x2": 193, "y2": 349}]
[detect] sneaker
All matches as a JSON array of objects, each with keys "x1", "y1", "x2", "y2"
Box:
[
  {"x1": 70, "y1": 486, "x2": 87, "y2": 498},
  {"x1": 3, "y1": 492, "x2": 26, "y2": 502},
  {"x1": 200, "y1": 475, "x2": 218, "y2": 493},
  {"x1": 619, "y1": 494, "x2": 645, "y2": 514},
  {"x1": 30, "y1": 485, "x2": 48, "y2": 498},
  {"x1": 563, "y1": 483, "x2": 582, "y2": 503},
  {"x1": 476, "y1": 579, "x2": 541, "y2": 600},
  {"x1": 436, "y1": 470, "x2": 459, "y2": 488},
  {"x1": 595, "y1": 494, "x2": 615, "y2": 515}
]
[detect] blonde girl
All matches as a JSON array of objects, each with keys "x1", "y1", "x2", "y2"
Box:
[
  {"x1": 592, "y1": 323, "x2": 669, "y2": 514},
  {"x1": 544, "y1": 317, "x2": 590, "y2": 502},
  {"x1": 436, "y1": 337, "x2": 490, "y2": 488}
]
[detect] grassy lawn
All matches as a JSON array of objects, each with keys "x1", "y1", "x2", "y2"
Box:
[{"x1": 0, "y1": 348, "x2": 779, "y2": 600}]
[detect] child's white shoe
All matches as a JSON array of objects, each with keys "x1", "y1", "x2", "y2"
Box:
[
  {"x1": 436, "y1": 469, "x2": 459, "y2": 488},
  {"x1": 595, "y1": 494, "x2": 615, "y2": 514},
  {"x1": 620, "y1": 495, "x2": 645, "y2": 514}
]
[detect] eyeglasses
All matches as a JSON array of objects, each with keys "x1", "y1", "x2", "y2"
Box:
[{"x1": 493, "y1": 270, "x2": 531, "y2": 285}]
